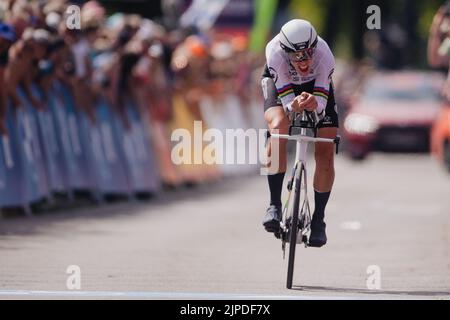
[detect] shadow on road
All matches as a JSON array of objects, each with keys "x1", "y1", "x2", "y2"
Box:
[
  {"x1": 293, "y1": 285, "x2": 450, "y2": 297},
  {"x1": 0, "y1": 173, "x2": 258, "y2": 237}
]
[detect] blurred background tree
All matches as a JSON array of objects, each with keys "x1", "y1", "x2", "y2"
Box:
[
  {"x1": 287, "y1": 0, "x2": 444, "y2": 68},
  {"x1": 96, "y1": 0, "x2": 446, "y2": 69}
]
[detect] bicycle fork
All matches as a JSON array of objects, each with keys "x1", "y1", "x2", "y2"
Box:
[
  {"x1": 283, "y1": 139, "x2": 311, "y2": 246},
  {"x1": 294, "y1": 138, "x2": 312, "y2": 245}
]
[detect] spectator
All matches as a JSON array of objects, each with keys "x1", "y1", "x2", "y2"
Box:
[
  {"x1": 0, "y1": 22, "x2": 15, "y2": 135},
  {"x1": 0, "y1": 0, "x2": 266, "y2": 211},
  {"x1": 428, "y1": 1, "x2": 450, "y2": 100},
  {"x1": 428, "y1": 1, "x2": 450, "y2": 69}
]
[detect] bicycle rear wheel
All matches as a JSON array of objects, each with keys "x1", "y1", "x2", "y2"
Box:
[{"x1": 286, "y1": 163, "x2": 303, "y2": 289}]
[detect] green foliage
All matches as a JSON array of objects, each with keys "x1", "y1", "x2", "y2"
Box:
[
  {"x1": 288, "y1": 0, "x2": 327, "y2": 34},
  {"x1": 417, "y1": 0, "x2": 444, "y2": 38}
]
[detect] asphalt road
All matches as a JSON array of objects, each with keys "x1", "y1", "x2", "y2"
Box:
[{"x1": 0, "y1": 153, "x2": 449, "y2": 300}]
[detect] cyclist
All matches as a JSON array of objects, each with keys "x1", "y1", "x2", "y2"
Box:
[{"x1": 261, "y1": 19, "x2": 338, "y2": 247}]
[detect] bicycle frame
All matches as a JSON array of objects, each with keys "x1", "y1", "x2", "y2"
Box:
[
  {"x1": 272, "y1": 131, "x2": 336, "y2": 236},
  {"x1": 270, "y1": 111, "x2": 340, "y2": 289}
]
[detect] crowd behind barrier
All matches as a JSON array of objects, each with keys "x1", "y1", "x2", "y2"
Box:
[{"x1": 0, "y1": 0, "x2": 266, "y2": 215}]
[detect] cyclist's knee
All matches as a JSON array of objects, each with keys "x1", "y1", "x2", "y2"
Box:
[
  {"x1": 272, "y1": 118, "x2": 289, "y2": 133},
  {"x1": 266, "y1": 113, "x2": 289, "y2": 134},
  {"x1": 315, "y1": 146, "x2": 334, "y2": 168}
]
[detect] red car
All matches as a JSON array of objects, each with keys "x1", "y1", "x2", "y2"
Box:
[
  {"x1": 430, "y1": 101, "x2": 450, "y2": 172},
  {"x1": 343, "y1": 71, "x2": 445, "y2": 160}
]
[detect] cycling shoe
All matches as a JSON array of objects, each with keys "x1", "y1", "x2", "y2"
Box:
[
  {"x1": 308, "y1": 221, "x2": 327, "y2": 247},
  {"x1": 262, "y1": 205, "x2": 282, "y2": 233}
]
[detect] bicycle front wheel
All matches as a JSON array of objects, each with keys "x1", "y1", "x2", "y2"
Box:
[{"x1": 286, "y1": 163, "x2": 303, "y2": 289}]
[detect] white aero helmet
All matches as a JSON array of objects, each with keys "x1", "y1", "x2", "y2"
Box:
[{"x1": 279, "y1": 19, "x2": 318, "y2": 52}]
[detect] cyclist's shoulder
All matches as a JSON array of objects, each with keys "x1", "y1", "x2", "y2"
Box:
[
  {"x1": 316, "y1": 37, "x2": 334, "y2": 59},
  {"x1": 265, "y1": 35, "x2": 289, "y2": 76},
  {"x1": 316, "y1": 37, "x2": 335, "y2": 67},
  {"x1": 265, "y1": 34, "x2": 284, "y2": 61}
]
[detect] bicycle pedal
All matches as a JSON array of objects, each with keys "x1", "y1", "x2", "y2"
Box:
[
  {"x1": 294, "y1": 233, "x2": 308, "y2": 245},
  {"x1": 302, "y1": 235, "x2": 308, "y2": 247}
]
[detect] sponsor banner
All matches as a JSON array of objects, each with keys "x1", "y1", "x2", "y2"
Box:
[
  {"x1": 0, "y1": 103, "x2": 28, "y2": 208},
  {"x1": 180, "y1": 0, "x2": 230, "y2": 31},
  {"x1": 16, "y1": 87, "x2": 50, "y2": 202},
  {"x1": 57, "y1": 82, "x2": 96, "y2": 190},
  {"x1": 32, "y1": 84, "x2": 67, "y2": 193},
  {"x1": 114, "y1": 101, "x2": 159, "y2": 192}
]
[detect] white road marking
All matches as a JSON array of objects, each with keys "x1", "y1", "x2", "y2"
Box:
[
  {"x1": 369, "y1": 202, "x2": 443, "y2": 216},
  {"x1": 0, "y1": 290, "x2": 372, "y2": 300},
  {"x1": 340, "y1": 221, "x2": 362, "y2": 231}
]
